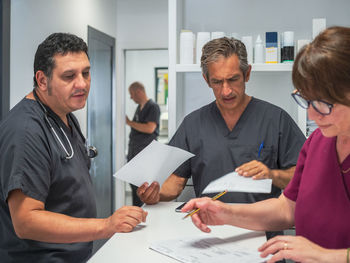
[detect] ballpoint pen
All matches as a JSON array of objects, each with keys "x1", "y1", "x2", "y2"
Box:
[
  {"x1": 258, "y1": 141, "x2": 264, "y2": 158},
  {"x1": 182, "y1": 190, "x2": 228, "y2": 219}
]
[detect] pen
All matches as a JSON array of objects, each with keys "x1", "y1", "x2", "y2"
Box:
[
  {"x1": 182, "y1": 190, "x2": 228, "y2": 219},
  {"x1": 258, "y1": 141, "x2": 264, "y2": 158}
]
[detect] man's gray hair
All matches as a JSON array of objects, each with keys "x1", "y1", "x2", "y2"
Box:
[{"x1": 201, "y1": 37, "x2": 249, "y2": 80}]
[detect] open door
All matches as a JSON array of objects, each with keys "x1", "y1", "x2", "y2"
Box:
[{"x1": 87, "y1": 26, "x2": 115, "y2": 254}]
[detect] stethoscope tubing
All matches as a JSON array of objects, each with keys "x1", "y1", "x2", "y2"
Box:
[{"x1": 33, "y1": 89, "x2": 74, "y2": 160}]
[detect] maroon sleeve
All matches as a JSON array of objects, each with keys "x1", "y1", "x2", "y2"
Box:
[{"x1": 283, "y1": 130, "x2": 315, "y2": 201}]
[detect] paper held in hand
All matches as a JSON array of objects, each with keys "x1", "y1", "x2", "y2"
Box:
[
  {"x1": 114, "y1": 140, "x2": 194, "y2": 187},
  {"x1": 202, "y1": 172, "x2": 272, "y2": 194}
]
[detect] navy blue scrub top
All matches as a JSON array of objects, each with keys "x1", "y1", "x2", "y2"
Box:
[
  {"x1": 127, "y1": 99, "x2": 160, "y2": 161},
  {"x1": 169, "y1": 98, "x2": 306, "y2": 203},
  {"x1": 0, "y1": 98, "x2": 96, "y2": 263}
]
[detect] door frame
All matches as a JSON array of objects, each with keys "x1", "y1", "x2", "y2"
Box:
[
  {"x1": 87, "y1": 26, "x2": 116, "y2": 212},
  {"x1": 0, "y1": 0, "x2": 10, "y2": 120}
]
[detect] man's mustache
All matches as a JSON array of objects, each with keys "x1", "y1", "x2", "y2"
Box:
[{"x1": 71, "y1": 89, "x2": 88, "y2": 96}]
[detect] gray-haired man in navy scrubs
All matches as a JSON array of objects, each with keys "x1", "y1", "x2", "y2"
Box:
[
  {"x1": 0, "y1": 33, "x2": 147, "y2": 263},
  {"x1": 138, "y1": 37, "x2": 305, "y2": 244}
]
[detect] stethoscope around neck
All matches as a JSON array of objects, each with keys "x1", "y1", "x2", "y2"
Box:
[{"x1": 33, "y1": 89, "x2": 97, "y2": 160}]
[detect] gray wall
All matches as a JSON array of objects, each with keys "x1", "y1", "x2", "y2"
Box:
[
  {"x1": 10, "y1": 0, "x2": 118, "y2": 135},
  {"x1": 177, "y1": 0, "x2": 350, "y2": 126}
]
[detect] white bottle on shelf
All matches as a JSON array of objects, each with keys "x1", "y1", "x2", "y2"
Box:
[
  {"x1": 254, "y1": 34, "x2": 264, "y2": 64},
  {"x1": 196, "y1": 32, "x2": 211, "y2": 64},
  {"x1": 241, "y1": 36, "x2": 253, "y2": 64},
  {"x1": 179, "y1": 30, "x2": 194, "y2": 64},
  {"x1": 231, "y1": 32, "x2": 240, "y2": 40},
  {"x1": 312, "y1": 18, "x2": 326, "y2": 39},
  {"x1": 211, "y1": 31, "x2": 225, "y2": 40},
  {"x1": 297, "y1": 39, "x2": 311, "y2": 52}
]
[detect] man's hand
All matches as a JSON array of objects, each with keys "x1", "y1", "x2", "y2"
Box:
[
  {"x1": 137, "y1": 182, "x2": 160, "y2": 205},
  {"x1": 125, "y1": 116, "x2": 131, "y2": 126},
  {"x1": 7, "y1": 189, "x2": 148, "y2": 243},
  {"x1": 235, "y1": 160, "x2": 272, "y2": 180},
  {"x1": 107, "y1": 206, "x2": 147, "y2": 234}
]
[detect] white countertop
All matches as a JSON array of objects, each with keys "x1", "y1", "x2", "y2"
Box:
[{"x1": 88, "y1": 202, "x2": 267, "y2": 262}]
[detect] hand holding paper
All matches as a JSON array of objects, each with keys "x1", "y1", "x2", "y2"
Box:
[
  {"x1": 114, "y1": 141, "x2": 194, "y2": 187},
  {"x1": 202, "y1": 171, "x2": 272, "y2": 194}
]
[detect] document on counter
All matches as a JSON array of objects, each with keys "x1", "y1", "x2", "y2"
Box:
[
  {"x1": 202, "y1": 172, "x2": 272, "y2": 194},
  {"x1": 114, "y1": 140, "x2": 194, "y2": 187},
  {"x1": 150, "y1": 235, "x2": 270, "y2": 263}
]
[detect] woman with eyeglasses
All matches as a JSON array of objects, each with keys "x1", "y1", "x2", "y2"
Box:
[{"x1": 181, "y1": 26, "x2": 350, "y2": 263}]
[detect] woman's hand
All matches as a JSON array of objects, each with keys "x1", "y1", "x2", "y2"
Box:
[
  {"x1": 259, "y1": 235, "x2": 340, "y2": 263},
  {"x1": 182, "y1": 197, "x2": 232, "y2": 233}
]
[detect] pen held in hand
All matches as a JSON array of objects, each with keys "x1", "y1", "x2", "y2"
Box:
[{"x1": 182, "y1": 190, "x2": 228, "y2": 219}]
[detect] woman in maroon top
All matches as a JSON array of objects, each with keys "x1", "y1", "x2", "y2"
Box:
[{"x1": 182, "y1": 26, "x2": 350, "y2": 263}]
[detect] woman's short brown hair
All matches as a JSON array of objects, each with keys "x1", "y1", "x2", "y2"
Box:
[{"x1": 292, "y1": 26, "x2": 350, "y2": 106}]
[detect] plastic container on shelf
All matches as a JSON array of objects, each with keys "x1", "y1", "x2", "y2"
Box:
[
  {"x1": 211, "y1": 31, "x2": 225, "y2": 40},
  {"x1": 281, "y1": 31, "x2": 294, "y2": 63},
  {"x1": 180, "y1": 30, "x2": 195, "y2": 64},
  {"x1": 254, "y1": 34, "x2": 264, "y2": 64},
  {"x1": 265, "y1": 32, "x2": 278, "y2": 64},
  {"x1": 196, "y1": 32, "x2": 211, "y2": 64},
  {"x1": 241, "y1": 36, "x2": 253, "y2": 64}
]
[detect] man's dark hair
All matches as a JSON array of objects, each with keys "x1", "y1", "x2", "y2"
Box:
[{"x1": 33, "y1": 32, "x2": 88, "y2": 87}]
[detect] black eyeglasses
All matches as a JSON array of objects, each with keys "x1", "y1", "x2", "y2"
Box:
[{"x1": 291, "y1": 92, "x2": 334, "y2": 116}]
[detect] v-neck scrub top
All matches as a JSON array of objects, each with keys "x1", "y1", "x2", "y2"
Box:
[
  {"x1": 0, "y1": 98, "x2": 96, "y2": 262},
  {"x1": 284, "y1": 128, "x2": 350, "y2": 249},
  {"x1": 169, "y1": 98, "x2": 306, "y2": 203},
  {"x1": 127, "y1": 99, "x2": 160, "y2": 161}
]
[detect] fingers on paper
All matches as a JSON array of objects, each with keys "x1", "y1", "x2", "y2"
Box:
[
  {"x1": 137, "y1": 182, "x2": 149, "y2": 195},
  {"x1": 137, "y1": 182, "x2": 160, "y2": 204},
  {"x1": 236, "y1": 160, "x2": 269, "y2": 179},
  {"x1": 258, "y1": 235, "x2": 293, "y2": 261}
]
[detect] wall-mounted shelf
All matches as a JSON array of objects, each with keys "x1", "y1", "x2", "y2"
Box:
[{"x1": 175, "y1": 63, "x2": 293, "y2": 72}]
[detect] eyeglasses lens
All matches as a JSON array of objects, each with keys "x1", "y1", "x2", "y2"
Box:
[
  {"x1": 293, "y1": 94, "x2": 309, "y2": 109},
  {"x1": 312, "y1": 101, "x2": 331, "y2": 115}
]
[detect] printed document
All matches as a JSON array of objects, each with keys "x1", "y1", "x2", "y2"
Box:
[
  {"x1": 114, "y1": 140, "x2": 194, "y2": 187},
  {"x1": 150, "y1": 235, "x2": 270, "y2": 263},
  {"x1": 202, "y1": 172, "x2": 272, "y2": 194}
]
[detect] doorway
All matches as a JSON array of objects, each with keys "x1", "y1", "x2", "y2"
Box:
[
  {"x1": 87, "y1": 26, "x2": 115, "y2": 253},
  {"x1": 124, "y1": 49, "x2": 168, "y2": 205}
]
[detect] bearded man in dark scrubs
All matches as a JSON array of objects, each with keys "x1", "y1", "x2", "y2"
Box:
[{"x1": 0, "y1": 33, "x2": 147, "y2": 263}]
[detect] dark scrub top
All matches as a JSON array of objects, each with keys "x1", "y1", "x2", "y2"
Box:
[
  {"x1": 0, "y1": 98, "x2": 97, "y2": 263},
  {"x1": 127, "y1": 99, "x2": 160, "y2": 161},
  {"x1": 169, "y1": 97, "x2": 306, "y2": 203}
]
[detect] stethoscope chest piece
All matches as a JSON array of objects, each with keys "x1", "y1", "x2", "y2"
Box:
[{"x1": 87, "y1": 146, "x2": 98, "y2": 158}]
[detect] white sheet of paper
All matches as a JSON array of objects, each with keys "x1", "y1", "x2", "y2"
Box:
[
  {"x1": 202, "y1": 172, "x2": 272, "y2": 194},
  {"x1": 150, "y1": 235, "x2": 271, "y2": 263},
  {"x1": 114, "y1": 140, "x2": 194, "y2": 187}
]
